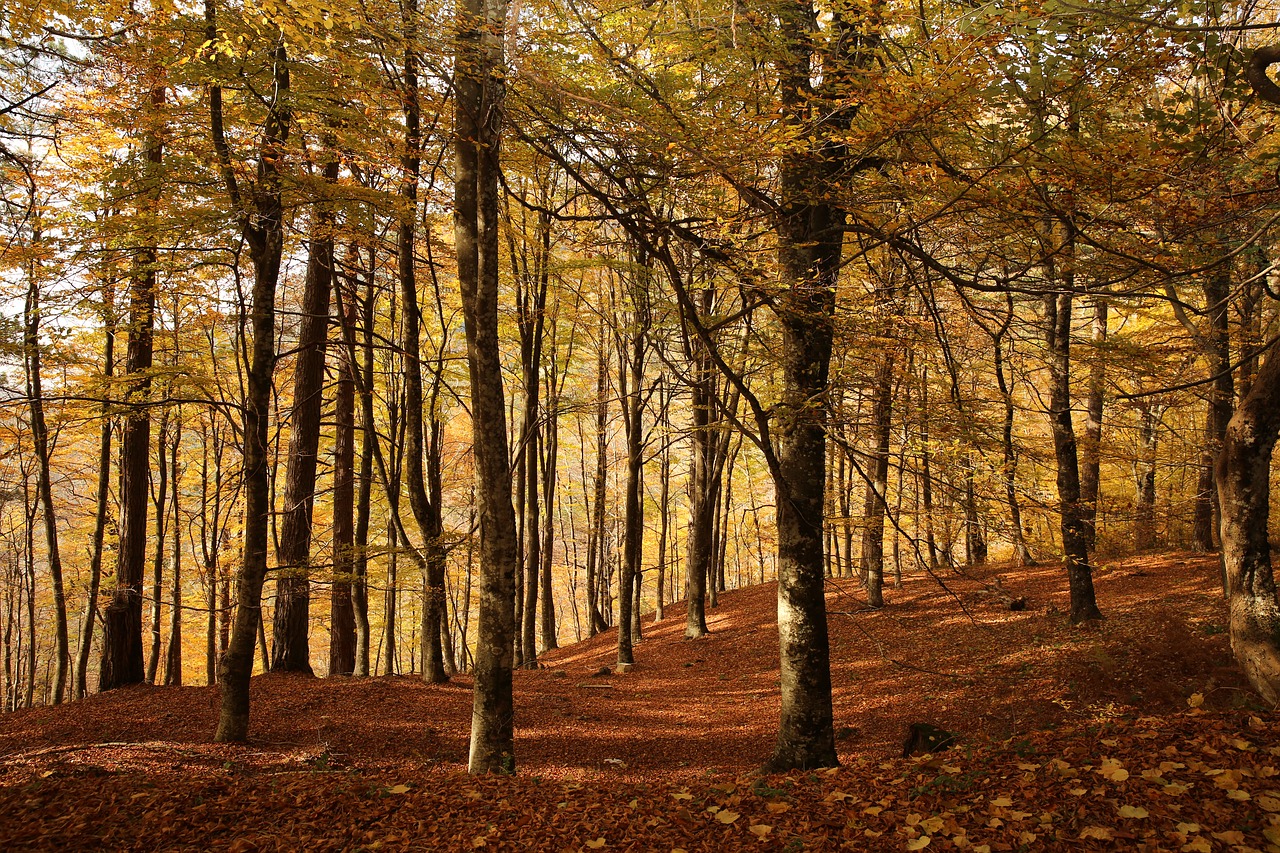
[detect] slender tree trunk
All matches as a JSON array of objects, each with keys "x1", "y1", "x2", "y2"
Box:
[
  {"x1": 993, "y1": 328, "x2": 1034, "y2": 566},
  {"x1": 860, "y1": 350, "x2": 894, "y2": 608},
  {"x1": 353, "y1": 258, "x2": 376, "y2": 677},
  {"x1": 1079, "y1": 297, "x2": 1107, "y2": 554},
  {"x1": 1194, "y1": 267, "x2": 1233, "y2": 552},
  {"x1": 146, "y1": 411, "x2": 169, "y2": 684},
  {"x1": 164, "y1": 418, "x2": 182, "y2": 686},
  {"x1": 1134, "y1": 402, "x2": 1161, "y2": 552},
  {"x1": 586, "y1": 327, "x2": 610, "y2": 637},
  {"x1": 457, "y1": 0, "x2": 516, "y2": 773},
  {"x1": 24, "y1": 256, "x2": 70, "y2": 705},
  {"x1": 78, "y1": 312, "x2": 114, "y2": 699},
  {"x1": 540, "y1": 385, "x2": 560, "y2": 651},
  {"x1": 1044, "y1": 284, "x2": 1102, "y2": 624},
  {"x1": 654, "y1": 381, "x2": 670, "y2": 622},
  {"x1": 330, "y1": 293, "x2": 357, "y2": 677}
]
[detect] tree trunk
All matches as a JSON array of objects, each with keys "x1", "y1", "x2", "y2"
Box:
[
  {"x1": 1134, "y1": 402, "x2": 1161, "y2": 552},
  {"x1": 77, "y1": 312, "x2": 114, "y2": 699},
  {"x1": 1216, "y1": 340, "x2": 1280, "y2": 705},
  {"x1": 330, "y1": 291, "x2": 357, "y2": 677},
  {"x1": 457, "y1": 0, "x2": 516, "y2": 773},
  {"x1": 213, "y1": 18, "x2": 291, "y2": 741},
  {"x1": 1194, "y1": 266, "x2": 1233, "y2": 552},
  {"x1": 993, "y1": 328, "x2": 1034, "y2": 566},
  {"x1": 24, "y1": 245, "x2": 70, "y2": 705},
  {"x1": 860, "y1": 350, "x2": 894, "y2": 608},
  {"x1": 100, "y1": 84, "x2": 164, "y2": 692},
  {"x1": 1079, "y1": 297, "x2": 1107, "y2": 553},
  {"x1": 146, "y1": 411, "x2": 169, "y2": 685},
  {"x1": 270, "y1": 152, "x2": 340, "y2": 675},
  {"x1": 1044, "y1": 285, "x2": 1102, "y2": 624},
  {"x1": 586, "y1": 325, "x2": 610, "y2": 637},
  {"x1": 164, "y1": 419, "x2": 183, "y2": 686}
]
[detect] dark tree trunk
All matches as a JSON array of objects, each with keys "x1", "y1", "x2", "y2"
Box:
[
  {"x1": 100, "y1": 85, "x2": 164, "y2": 692},
  {"x1": 540, "y1": 369, "x2": 560, "y2": 651},
  {"x1": 457, "y1": 0, "x2": 516, "y2": 773},
  {"x1": 270, "y1": 152, "x2": 340, "y2": 675},
  {"x1": 330, "y1": 292, "x2": 357, "y2": 677},
  {"x1": 77, "y1": 309, "x2": 114, "y2": 699},
  {"x1": 164, "y1": 420, "x2": 182, "y2": 686},
  {"x1": 24, "y1": 246, "x2": 70, "y2": 704},
  {"x1": 1194, "y1": 267, "x2": 1233, "y2": 552},
  {"x1": 993, "y1": 327, "x2": 1034, "y2": 566},
  {"x1": 586, "y1": 325, "x2": 610, "y2": 637},
  {"x1": 1044, "y1": 286, "x2": 1102, "y2": 624},
  {"x1": 213, "y1": 17, "x2": 291, "y2": 741},
  {"x1": 353, "y1": 257, "x2": 376, "y2": 676},
  {"x1": 146, "y1": 411, "x2": 169, "y2": 685}
]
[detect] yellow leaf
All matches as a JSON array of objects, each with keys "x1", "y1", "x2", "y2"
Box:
[
  {"x1": 1162, "y1": 783, "x2": 1189, "y2": 796},
  {"x1": 1118, "y1": 805, "x2": 1149, "y2": 819},
  {"x1": 472, "y1": 837, "x2": 487, "y2": 849},
  {"x1": 1017, "y1": 831, "x2": 1037, "y2": 845},
  {"x1": 748, "y1": 824, "x2": 771, "y2": 838},
  {"x1": 906, "y1": 837, "x2": 931, "y2": 851},
  {"x1": 1264, "y1": 826, "x2": 1280, "y2": 846},
  {"x1": 1016, "y1": 762, "x2": 1039, "y2": 771},
  {"x1": 1187, "y1": 692, "x2": 1204, "y2": 708},
  {"x1": 672, "y1": 792, "x2": 693, "y2": 801},
  {"x1": 1211, "y1": 830, "x2": 1245, "y2": 844},
  {"x1": 1098, "y1": 759, "x2": 1129, "y2": 783},
  {"x1": 863, "y1": 806, "x2": 884, "y2": 816},
  {"x1": 826, "y1": 790, "x2": 857, "y2": 803},
  {"x1": 1181, "y1": 838, "x2": 1211, "y2": 853},
  {"x1": 1257, "y1": 794, "x2": 1280, "y2": 811},
  {"x1": 989, "y1": 796, "x2": 1013, "y2": 808},
  {"x1": 921, "y1": 817, "x2": 945, "y2": 833},
  {"x1": 1176, "y1": 822, "x2": 1201, "y2": 833},
  {"x1": 386, "y1": 784, "x2": 410, "y2": 795},
  {"x1": 971, "y1": 846, "x2": 991, "y2": 853},
  {"x1": 1080, "y1": 826, "x2": 1113, "y2": 840},
  {"x1": 1226, "y1": 789, "x2": 1251, "y2": 801},
  {"x1": 584, "y1": 839, "x2": 606, "y2": 850},
  {"x1": 1068, "y1": 788, "x2": 1087, "y2": 796},
  {"x1": 1229, "y1": 738, "x2": 1254, "y2": 751},
  {"x1": 766, "y1": 802, "x2": 791, "y2": 814},
  {"x1": 715, "y1": 810, "x2": 740, "y2": 824}
]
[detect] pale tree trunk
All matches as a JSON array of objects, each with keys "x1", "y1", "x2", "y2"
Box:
[
  {"x1": 1194, "y1": 266, "x2": 1233, "y2": 552},
  {"x1": 616, "y1": 253, "x2": 651, "y2": 667},
  {"x1": 993, "y1": 324, "x2": 1034, "y2": 566},
  {"x1": 212, "y1": 11, "x2": 291, "y2": 741},
  {"x1": 1216, "y1": 346, "x2": 1280, "y2": 706},
  {"x1": 1134, "y1": 401, "x2": 1162, "y2": 552},
  {"x1": 1079, "y1": 297, "x2": 1107, "y2": 553},
  {"x1": 586, "y1": 322, "x2": 610, "y2": 637},
  {"x1": 654, "y1": 378, "x2": 670, "y2": 622},
  {"x1": 457, "y1": 0, "x2": 517, "y2": 774},
  {"x1": 860, "y1": 349, "x2": 894, "y2": 608}
]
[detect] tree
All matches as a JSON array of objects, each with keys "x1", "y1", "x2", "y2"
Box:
[{"x1": 456, "y1": 0, "x2": 517, "y2": 774}]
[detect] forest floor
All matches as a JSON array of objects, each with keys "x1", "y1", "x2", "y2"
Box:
[{"x1": 1, "y1": 552, "x2": 1277, "y2": 851}]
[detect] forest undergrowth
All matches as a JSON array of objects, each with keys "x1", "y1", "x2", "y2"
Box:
[{"x1": 0, "y1": 552, "x2": 1276, "y2": 852}]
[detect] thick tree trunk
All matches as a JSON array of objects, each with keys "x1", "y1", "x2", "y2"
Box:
[
  {"x1": 213, "y1": 22, "x2": 291, "y2": 742},
  {"x1": 457, "y1": 0, "x2": 516, "y2": 774},
  {"x1": 101, "y1": 85, "x2": 164, "y2": 692},
  {"x1": 271, "y1": 153, "x2": 340, "y2": 675},
  {"x1": 1216, "y1": 344, "x2": 1280, "y2": 705}
]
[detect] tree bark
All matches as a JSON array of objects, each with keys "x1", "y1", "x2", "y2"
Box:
[
  {"x1": 330, "y1": 290, "x2": 357, "y2": 677},
  {"x1": 77, "y1": 308, "x2": 114, "y2": 698},
  {"x1": 1079, "y1": 296, "x2": 1107, "y2": 553},
  {"x1": 164, "y1": 418, "x2": 182, "y2": 686},
  {"x1": 457, "y1": 0, "x2": 517, "y2": 773},
  {"x1": 1216, "y1": 344, "x2": 1280, "y2": 705},
  {"x1": 213, "y1": 14, "x2": 291, "y2": 741},
  {"x1": 100, "y1": 84, "x2": 164, "y2": 692}
]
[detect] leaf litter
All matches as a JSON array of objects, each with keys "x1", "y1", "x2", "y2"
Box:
[{"x1": 1, "y1": 552, "x2": 1276, "y2": 850}]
